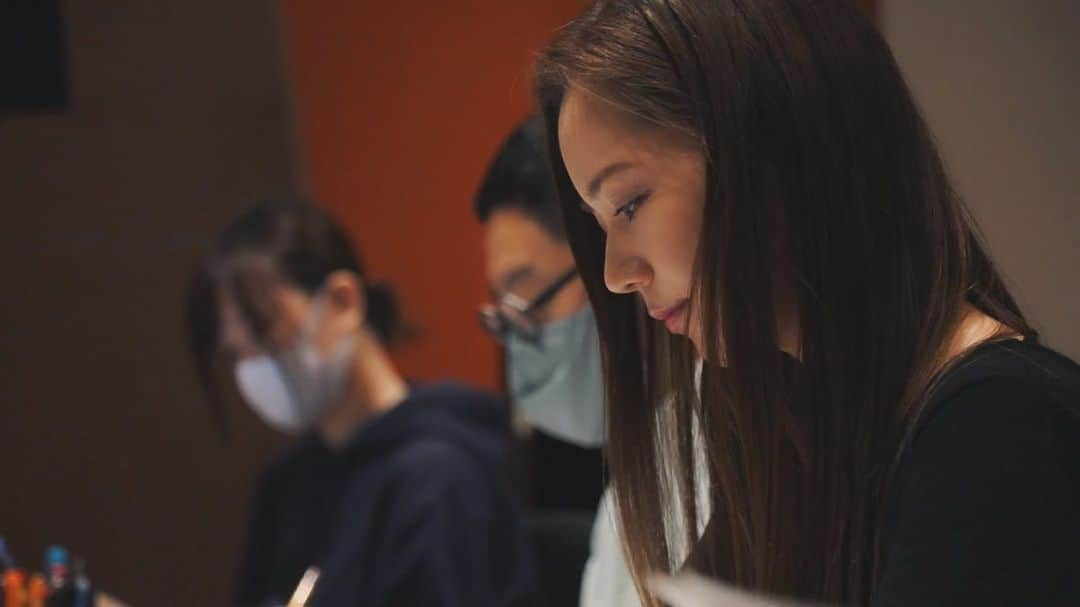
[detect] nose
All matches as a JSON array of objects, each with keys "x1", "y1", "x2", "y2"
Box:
[{"x1": 603, "y1": 236, "x2": 652, "y2": 295}]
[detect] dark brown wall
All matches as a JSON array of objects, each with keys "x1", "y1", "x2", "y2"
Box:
[{"x1": 0, "y1": 2, "x2": 299, "y2": 604}]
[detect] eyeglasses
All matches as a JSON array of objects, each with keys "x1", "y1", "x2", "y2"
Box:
[{"x1": 479, "y1": 267, "x2": 578, "y2": 343}]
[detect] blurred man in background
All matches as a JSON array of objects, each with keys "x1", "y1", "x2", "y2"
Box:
[{"x1": 475, "y1": 116, "x2": 640, "y2": 607}]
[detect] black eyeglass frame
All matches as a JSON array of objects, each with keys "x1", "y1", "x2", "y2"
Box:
[{"x1": 478, "y1": 267, "x2": 579, "y2": 343}]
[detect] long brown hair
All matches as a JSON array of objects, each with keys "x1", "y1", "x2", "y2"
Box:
[{"x1": 535, "y1": 0, "x2": 1028, "y2": 604}]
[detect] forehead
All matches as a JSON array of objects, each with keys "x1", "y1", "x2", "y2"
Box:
[
  {"x1": 217, "y1": 279, "x2": 308, "y2": 348},
  {"x1": 557, "y1": 88, "x2": 646, "y2": 176},
  {"x1": 557, "y1": 87, "x2": 699, "y2": 199},
  {"x1": 483, "y1": 208, "x2": 568, "y2": 288}
]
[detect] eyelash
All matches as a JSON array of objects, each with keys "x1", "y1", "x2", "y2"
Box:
[{"x1": 615, "y1": 191, "x2": 650, "y2": 222}]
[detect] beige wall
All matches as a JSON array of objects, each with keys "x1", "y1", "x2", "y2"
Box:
[{"x1": 884, "y1": 0, "x2": 1080, "y2": 358}]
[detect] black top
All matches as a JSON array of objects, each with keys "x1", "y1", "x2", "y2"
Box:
[
  {"x1": 235, "y1": 382, "x2": 542, "y2": 607},
  {"x1": 874, "y1": 339, "x2": 1080, "y2": 606},
  {"x1": 527, "y1": 429, "x2": 605, "y2": 512}
]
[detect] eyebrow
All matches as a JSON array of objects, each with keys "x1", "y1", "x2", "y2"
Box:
[
  {"x1": 494, "y1": 265, "x2": 535, "y2": 296},
  {"x1": 586, "y1": 161, "x2": 635, "y2": 199}
]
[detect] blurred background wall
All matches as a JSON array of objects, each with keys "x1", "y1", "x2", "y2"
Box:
[
  {"x1": 884, "y1": 0, "x2": 1080, "y2": 359},
  {"x1": 0, "y1": 2, "x2": 298, "y2": 604},
  {"x1": 280, "y1": 0, "x2": 590, "y2": 391},
  {"x1": 2, "y1": 0, "x2": 1077, "y2": 605}
]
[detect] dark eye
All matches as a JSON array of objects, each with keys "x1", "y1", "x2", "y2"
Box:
[{"x1": 615, "y1": 191, "x2": 650, "y2": 222}]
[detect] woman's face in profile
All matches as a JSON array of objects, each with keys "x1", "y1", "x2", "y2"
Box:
[{"x1": 557, "y1": 86, "x2": 708, "y2": 354}]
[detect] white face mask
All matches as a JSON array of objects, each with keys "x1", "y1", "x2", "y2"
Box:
[
  {"x1": 234, "y1": 296, "x2": 356, "y2": 434},
  {"x1": 506, "y1": 306, "x2": 605, "y2": 448}
]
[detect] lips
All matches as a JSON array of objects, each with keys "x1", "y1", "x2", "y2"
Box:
[{"x1": 648, "y1": 299, "x2": 689, "y2": 334}]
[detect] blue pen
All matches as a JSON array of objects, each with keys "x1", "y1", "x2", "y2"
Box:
[
  {"x1": 44, "y1": 546, "x2": 71, "y2": 591},
  {"x1": 0, "y1": 537, "x2": 15, "y2": 571}
]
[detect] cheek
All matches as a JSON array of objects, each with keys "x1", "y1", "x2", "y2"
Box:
[
  {"x1": 645, "y1": 199, "x2": 700, "y2": 295},
  {"x1": 544, "y1": 280, "x2": 589, "y2": 322},
  {"x1": 679, "y1": 201, "x2": 710, "y2": 359}
]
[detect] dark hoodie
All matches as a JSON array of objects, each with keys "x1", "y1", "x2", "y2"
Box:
[{"x1": 235, "y1": 382, "x2": 542, "y2": 607}]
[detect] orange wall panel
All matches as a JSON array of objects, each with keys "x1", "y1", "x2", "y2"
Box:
[{"x1": 282, "y1": 1, "x2": 588, "y2": 390}]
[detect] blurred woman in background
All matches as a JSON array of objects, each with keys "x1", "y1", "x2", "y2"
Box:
[
  {"x1": 187, "y1": 199, "x2": 541, "y2": 607},
  {"x1": 534, "y1": 0, "x2": 1080, "y2": 605}
]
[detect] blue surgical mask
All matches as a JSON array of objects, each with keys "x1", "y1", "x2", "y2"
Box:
[{"x1": 506, "y1": 306, "x2": 605, "y2": 448}]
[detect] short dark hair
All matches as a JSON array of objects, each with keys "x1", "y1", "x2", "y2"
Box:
[{"x1": 474, "y1": 115, "x2": 565, "y2": 240}]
